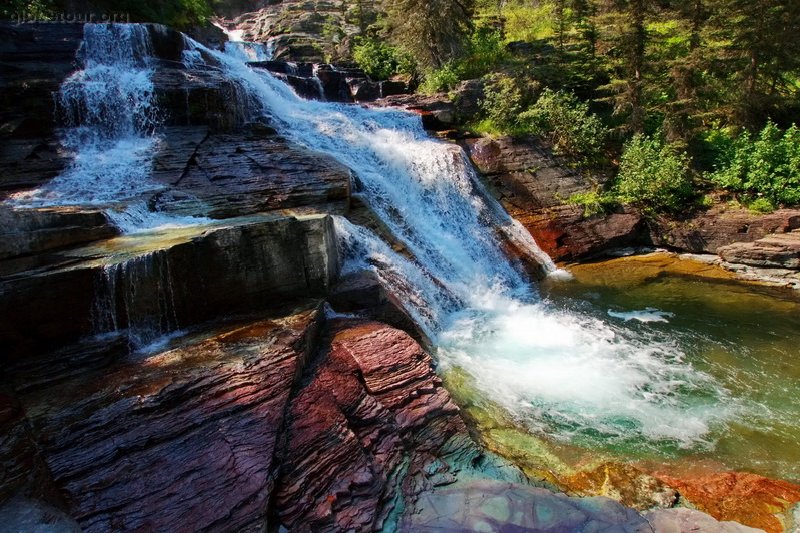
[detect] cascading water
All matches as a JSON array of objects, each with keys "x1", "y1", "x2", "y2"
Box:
[
  {"x1": 177, "y1": 35, "x2": 736, "y2": 453},
  {"x1": 11, "y1": 24, "x2": 160, "y2": 208},
  {"x1": 8, "y1": 24, "x2": 208, "y2": 233}
]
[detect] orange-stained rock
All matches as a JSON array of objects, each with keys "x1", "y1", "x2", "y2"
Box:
[
  {"x1": 656, "y1": 471, "x2": 800, "y2": 533},
  {"x1": 564, "y1": 462, "x2": 679, "y2": 511}
]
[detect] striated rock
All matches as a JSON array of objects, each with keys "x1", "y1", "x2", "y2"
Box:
[
  {"x1": 645, "y1": 507, "x2": 764, "y2": 532},
  {"x1": 327, "y1": 271, "x2": 424, "y2": 344},
  {"x1": 459, "y1": 135, "x2": 645, "y2": 261},
  {"x1": 0, "y1": 22, "x2": 84, "y2": 139},
  {"x1": 0, "y1": 390, "x2": 61, "y2": 505},
  {"x1": 515, "y1": 204, "x2": 646, "y2": 261},
  {"x1": 0, "y1": 214, "x2": 339, "y2": 360},
  {"x1": 0, "y1": 206, "x2": 117, "y2": 261},
  {"x1": 274, "y1": 319, "x2": 468, "y2": 530},
  {"x1": 651, "y1": 206, "x2": 800, "y2": 254},
  {"x1": 463, "y1": 136, "x2": 602, "y2": 210},
  {"x1": 718, "y1": 229, "x2": 800, "y2": 269},
  {"x1": 13, "y1": 303, "x2": 323, "y2": 532},
  {"x1": 657, "y1": 471, "x2": 800, "y2": 533},
  {"x1": 564, "y1": 462, "x2": 679, "y2": 511},
  {"x1": 453, "y1": 78, "x2": 486, "y2": 121},
  {"x1": 0, "y1": 138, "x2": 69, "y2": 196},
  {"x1": 0, "y1": 496, "x2": 81, "y2": 532},
  {"x1": 150, "y1": 125, "x2": 351, "y2": 218},
  {"x1": 232, "y1": 0, "x2": 364, "y2": 63},
  {"x1": 374, "y1": 93, "x2": 457, "y2": 130}
]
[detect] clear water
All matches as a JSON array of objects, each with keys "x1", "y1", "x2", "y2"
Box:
[{"x1": 538, "y1": 254, "x2": 800, "y2": 481}]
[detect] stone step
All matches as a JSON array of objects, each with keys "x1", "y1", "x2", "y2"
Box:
[{"x1": 0, "y1": 213, "x2": 339, "y2": 361}]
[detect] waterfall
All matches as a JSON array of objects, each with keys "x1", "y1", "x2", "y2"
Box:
[
  {"x1": 11, "y1": 24, "x2": 161, "y2": 207},
  {"x1": 7, "y1": 24, "x2": 732, "y2": 453},
  {"x1": 8, "y1": 24, "x2": 209, "y2": 233},
  {"x1": 181, "y1": 35, "x2": 734, "y2": 452}
]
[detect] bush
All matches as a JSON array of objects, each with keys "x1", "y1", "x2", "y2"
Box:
[
  {"x1": 419, "y1": 62, "x2": 462, "y2": 93},
  {"x1": 707, "y1": 121, "x2": 800, "y2": 209},
  {"x1": 567, "y1": 190, "x2": 617, "y2": 217},
  {"x1": 478, "y1": 73, "x2": 527, "y2": 130},
  {"x1": 353, "y1": 38, "x2": 415, "y2": 80},
  {"x1": 614, "y1": 135, "x2": 694, "y2": 213},
  {"x1": 519, "y1": 88, "x2": 608, "y2": 162},
  {"x1": 461, "y1": 26, "x2": 507, "y2": 78}
]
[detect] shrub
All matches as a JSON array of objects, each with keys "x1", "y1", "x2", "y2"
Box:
[
  {"x1": 461, "y1": 26, "x2": 507, "y2": 78},
  {"x1": 419, "y1": 62, "x2": 462, "y2": 93},
  {"x1": 614, "y1": 135, "x2": 694, "y2": 213},
  {"x1": 519, "y1": 88, "x2": 608, "y2": 162},
  {"x1": 707, "y1": 121, "x2": 800, "y2": 208},
  {"x1": 567, "y1": 190, "x2": 617, "y2": 217},
  {"x1": 478, "y1": 73, "x2": 527, "y2": 130},
  {"x1": 353, "y1": 38, "x2": 414, "y2": 80}
]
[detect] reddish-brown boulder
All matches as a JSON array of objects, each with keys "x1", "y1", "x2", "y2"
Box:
[
  {"x1": 657, "y1": 471, "x2": 800, "y2": 533},
  {"x1": 13, "y1": 304, "x2": 323, "y2": 532},
  {"x1": 274, "y1": 319, "x2": 466, "y2": 531}
]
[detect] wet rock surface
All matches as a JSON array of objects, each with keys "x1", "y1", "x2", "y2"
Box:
[
  {"x1": 0, "y1": 214, "x2": 339, "y2": 360},
  {"x1": 150, "y1": 125, "x2": 351, "y2": 218},
  {"x1": 657, "y1": 472, "x2": 800, "y2": 533},
  {"x1": 12, "y1": 303, "x2": 323, "y2": 532}
]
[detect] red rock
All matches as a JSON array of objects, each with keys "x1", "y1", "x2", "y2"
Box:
[
  {"x1": 657, "y1": 471, "x2": 800, "y2": 533},
  {"x1": 16, "y1": 304, "x2": 323, "y2": 532},
  {"x1": 274, "y1": 320, "x2": 466, "y2": 531}
]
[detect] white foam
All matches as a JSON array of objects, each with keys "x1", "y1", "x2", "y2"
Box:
[{"x1": 608, "y1": 308, "x2": 675, "y2": 323}]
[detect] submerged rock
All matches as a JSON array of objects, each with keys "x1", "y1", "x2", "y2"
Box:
[
  {"x1": 564, "y1": 462, "x2": 679, "y2": 511},
  {"x1": 645, "y1": 507, "x2": 764, "y2": 533}
]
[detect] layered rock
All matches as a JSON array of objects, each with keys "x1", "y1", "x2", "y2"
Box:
[
  {"x1": 0, "y1": 214, "x2": 339, "y2": 359},
  {"x1": 651, "y1": 206, "x2": 800, "y2": 254},
  {"x1": 375, "y1": 93, "x2": 458, "y2": 131},
  {"x1": 150, "y1": 125, "x2": 352, "y2": 218},
  {"x1": 274, "y1": 319, "x2": 468, "y2": 530},
  {"x1": 232, "y1": 0, "x2": 364, "y2": 63},
  {"x1": 12, "y1": 303, "x2": 323, "y2": 532},
  {"x1": 462, "y1": 135, "x2": 645, "y2": 261}
]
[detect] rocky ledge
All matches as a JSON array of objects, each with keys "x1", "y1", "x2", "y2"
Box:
[{"x1": 4, "y1": 301, "x2": 705, "y2": 532}]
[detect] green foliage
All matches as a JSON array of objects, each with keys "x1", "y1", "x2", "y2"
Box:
[
  {"x1": 353, "y1": 38, "x2": 415, "y2": 80},
  {"x1": 479, "y1": 73, "x2": 527, "y2": 129},
  {"x1": 567, "y1": 190, "x2": 617, "y2": 217},
  {"x1": 503, "y1": 1, "x2": 556, "y2": 42},
  {"x1": 419, "y1": 62, "x2": 463, "y2": 93},
  {"x1": 417, "y1": 25, "x2": 506, "y2": 93},
  {"x1": 614, "y1": 134, "x2": 694, "y2": 213},
  {"x1": 386, "y1": 0, "x2": 475, "y2": 70},
  {"x1": 518, "y1": 88, "x2": 608, "y2": 161},
  {"x1": 2, "y1": 0, "x2": 54, "y2": 18},
  {"x1": 707, "y1": 121, "x2": 800, "y2": 208}
]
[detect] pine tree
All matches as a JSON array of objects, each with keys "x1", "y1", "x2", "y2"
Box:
[{"x1": 385, "y1": 0, "x2": 475, "y2": 69}]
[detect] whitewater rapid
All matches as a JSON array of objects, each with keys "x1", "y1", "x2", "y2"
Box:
[{"x1": 14, "y1": 24, "x2": 736, "y2": 452}]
